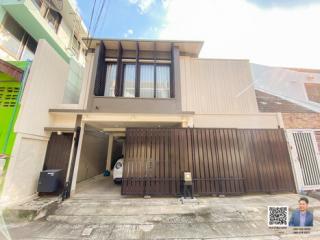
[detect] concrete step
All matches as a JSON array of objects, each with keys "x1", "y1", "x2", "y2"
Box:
[{"x1": 3, "y1": 196, "x2": 60, "y2": 222}]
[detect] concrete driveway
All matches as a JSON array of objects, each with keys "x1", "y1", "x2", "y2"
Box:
[{"x1": 2, "y1": 192, "x2": 320, "y2": 240}]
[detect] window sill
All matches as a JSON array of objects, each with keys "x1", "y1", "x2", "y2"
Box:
[{"x1": 94, "y1": 96, "x2": 176, "y2": 100}]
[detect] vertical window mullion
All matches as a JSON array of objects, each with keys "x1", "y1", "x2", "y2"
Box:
[
  {"x1": 154, "y1": 63, "x2": 156, "y2": 98},
  {"x1": 18, "y1": 32, "x2": 28, "y2": 60},
  {"x1": 135, "y1": 42, "x2": 140, "y2": 97}
]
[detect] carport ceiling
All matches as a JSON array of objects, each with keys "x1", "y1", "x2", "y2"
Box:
[{"x1": 86, "y1": 121, "x2": 181, "y2": 130}]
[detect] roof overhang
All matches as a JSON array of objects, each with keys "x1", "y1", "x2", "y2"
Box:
[{"x1": 83, "y1": 38, "x2": 204, "y2": 57}]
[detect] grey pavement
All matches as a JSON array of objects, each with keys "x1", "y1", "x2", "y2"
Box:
[{"x1": 2, "y1": 176, "x2": 320, "y2": 239}]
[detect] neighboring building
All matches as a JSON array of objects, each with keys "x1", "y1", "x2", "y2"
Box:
[
  {"x1": 2, "y1": 39, "x2": 296, "y2": 203},
  {"x1": 252, "y1": 63, "x2": 320, "y2": 112},
  {"x1": 0, "y1": 0, "x2": 88, "y2": 196},
  {"x1": 0, "y1": 0, "x2": 87, "y2": 63},
  {"x1": 252, "y1": 64, "x2": 320, "y2": 193},
  {"x1": 0, "y1": 60, "x2": 29, "y2": 184}
]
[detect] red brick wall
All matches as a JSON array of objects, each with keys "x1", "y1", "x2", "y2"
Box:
[
  {"x1": 315, "y1": 131, "x2": 320, "y2": 152},
  {"x1": 305, "y1": 83, "x2": 320, "y2": 103},
  {"x1": 282, "y1": 113, "x2": 320, "y2": 129}
]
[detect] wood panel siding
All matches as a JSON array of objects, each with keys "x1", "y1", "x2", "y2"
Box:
[
  {"x1": 180, "y1": 57, "x2": 259, "y2": 113},
  {"x1": 43, "y1": 133, "x2": 73, "y2": 184},
  {"x1": 122, "y1": 128, "x2": 295, "y2": 196}
]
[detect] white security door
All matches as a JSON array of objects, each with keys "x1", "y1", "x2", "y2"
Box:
[{"x1": 287, "y1": 130, "x2": 320, "y2": 191}]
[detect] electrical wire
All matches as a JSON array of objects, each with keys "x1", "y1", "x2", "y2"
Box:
[
  {"x1": 96, "y1": 0, "x2": 111, "y2": 36},
  {"x1": 88, "y1": 0, "x2": 110, "y2": 49},
  {"x1": 85, "y1": 0, "x2": 98, "y2": 53}
]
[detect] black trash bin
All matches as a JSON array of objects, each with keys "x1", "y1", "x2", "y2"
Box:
[{"x1": 37, "y1": 169, "x2": 63, "y2": 194}]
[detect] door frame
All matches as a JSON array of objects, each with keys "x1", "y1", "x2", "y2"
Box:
[{"x1": 286, "y1": 129, "x2": 320, "y2": 192}]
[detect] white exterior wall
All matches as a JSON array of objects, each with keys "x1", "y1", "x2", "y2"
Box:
[
  {"x1": 2, "y1": 40, "x2": 77, "y2": 203},
  {"x1": 14, "y1": 40, "x2": 69, "y2": 136},
  {"x1": 180, "y1": 57, "x2": 259, "y2": 114},
  {"x1": 179, "y1": 56, "x2": 282, "y2": 129},
  {"x1": 193, "y1": 113, "x2": 282, "y2": 129},
  {"x1": 2, "y1": 134, "x2": 48, "y2": 205}
]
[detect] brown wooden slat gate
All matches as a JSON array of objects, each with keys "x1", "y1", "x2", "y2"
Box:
[{"x1": 122, "y1": 128, "x2": 295, "y2": 196}]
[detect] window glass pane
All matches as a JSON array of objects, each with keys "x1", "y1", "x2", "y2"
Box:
[
  {"x1": 71, "y1": 35, "x2": 80, "y2": 58},
  {"x1": 20, "y1": 35, "x2": 38, "y2": 61},
  {"x1": 156, "y1": 65, "x2": 170, "y2": 98},
  {"x1": 0, "y1": 15, "x2": 25, "y2": 58},
  {"x1": 46, "y1": 9, "x2": 62, "y2": 32},
  {"x1": 32, "y1": 0, "x2": 42, "y2": 8},
  {"x1": 104, "y1": 63, "x2": 117, "y2": 96},
  {"x1": 140, "y1": 64, "x2": 154, "y2": 98},
  {"x1": 123, "y1": 64, "x2": 136, "y2": 97},
  {"x1": 25, "y1": 36, "x2": 37, "y2": 53},
  {"x1": 20, "y1": 48, "x2": 35, "y2": 61}
]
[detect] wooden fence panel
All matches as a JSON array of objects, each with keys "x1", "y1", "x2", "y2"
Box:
[{"x1": 122, "y1": 128, "x2": 296, "y2": 196}]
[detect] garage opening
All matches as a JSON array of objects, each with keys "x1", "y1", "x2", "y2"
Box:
[{"x1": 74, "y1": 124, "x2": 126, "y2": 198}]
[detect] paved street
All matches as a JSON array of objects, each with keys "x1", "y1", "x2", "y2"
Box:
[{"x1": 2, "y1": 192, "x2": 320, "y2": 240}]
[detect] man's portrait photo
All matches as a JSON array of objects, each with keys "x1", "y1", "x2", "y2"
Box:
[{"x1": 289, "y1": 197, "x2": 313, "y2": 227}]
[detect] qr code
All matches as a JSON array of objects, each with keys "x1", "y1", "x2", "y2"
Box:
[{"x1": 268, "y1": 206, "x2": 288, "y2": 227}]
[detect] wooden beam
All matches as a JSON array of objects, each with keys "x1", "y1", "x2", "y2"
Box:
[
  {"x1": 170, "y1": 44, "x2": 176, "y2": 98},
  {"x1": 115, "y1": 41, "x2": 123, "y2": 96},
  {"x1": 153, "y1": 42, "x2": 157, "y2": 98},
  {"x1": 135, "y1": 42, "x2": 140, "y2": 97}
]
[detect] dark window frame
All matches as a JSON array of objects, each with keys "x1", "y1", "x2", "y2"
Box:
[
  {"x1": 32, "y1": 0, "x2": 62, "y2": 33},
  {"x1": 45, "y1": 8, "x2": 62, "y2": 33},
  {"x1": 0, "y1": 14, "x2": 38, "y2": 60},
  {"x1": 120, "y1": 62, "x2": 171, "y2": 99}
]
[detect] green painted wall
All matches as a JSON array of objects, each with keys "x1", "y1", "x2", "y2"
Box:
[
  {"x1": 0, "y1": 82, "x2": 21, "y2": 158},
  {"x1": 0, "y1": 61, "x2": 28, "y2": 191},
  {"x1": 2, "y1": 1, "x2": 70, "y2": 62},
  {"x1": 0, "y1": 6, "x2": 6, "y2": 22}
]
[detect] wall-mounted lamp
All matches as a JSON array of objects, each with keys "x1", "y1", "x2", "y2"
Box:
[{"x1": 57, "y1": 131, "x2": 63, "y2": 135}]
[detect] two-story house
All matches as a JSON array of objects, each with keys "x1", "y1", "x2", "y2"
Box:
[{"x1": 2, "y1": 39, "x2": 296, "y2": 203}]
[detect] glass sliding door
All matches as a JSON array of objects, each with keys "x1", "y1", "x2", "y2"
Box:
[
  {"x1": 104, "y1": 63, "x2": 117, "y2": 96},
  {"x1": 123, "y1": 64, "x2": 136, "y2": 97},
  {"x1": 156, "y1": 65, "x2": 170, "y2": 98},
  {"x1": 140, "y1": 64, "x2": 154, "y2": 98}
]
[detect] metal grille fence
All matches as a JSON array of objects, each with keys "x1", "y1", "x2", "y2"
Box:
[
  {"x1": 292, "y1": 132, "x2": 320, "y2": 186},
  {"x1": 122, "y1": 128, "x2": 295, "y2": 196}
]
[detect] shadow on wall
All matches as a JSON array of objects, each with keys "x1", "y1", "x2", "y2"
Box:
[{"x1": 77, "y1": 129, "x2": 109, "y2": 183}]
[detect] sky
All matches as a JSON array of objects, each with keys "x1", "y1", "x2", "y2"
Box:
[{"x1": 76, "y1": 0, "x2": 320, "y2": 69}]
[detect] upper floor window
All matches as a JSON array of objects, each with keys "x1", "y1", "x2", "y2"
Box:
[
  {"x1": 140, "y1": 64, "x2": 155, "y2": 98},
  {"x1": 71, "y1": 35, "x2": 81, "y2": 58},
  {"x1": 0, "y1": 14, "x2": 37, "y2": 60},
  {"x1": 33, "y1": 0, "x2": 43, "y2": 8},
  {"x1": 156, "y1": 65, "x2": 170, "y2": 98},
  {"x1": 45, "y1": 8, "x2": 62, "y2": 33},
  {"x1": 32, "y1": 0, "x2": 62, "y2": 33},
  {"x1": 123, "y1": 64, "x2": 136, "y2": 97},
  {"x1": 104, "y1": 63, "x2": 117, "y2": 97},
  {"x1": 102, "y1": 62, "x2": 171, "y2": 98}
]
